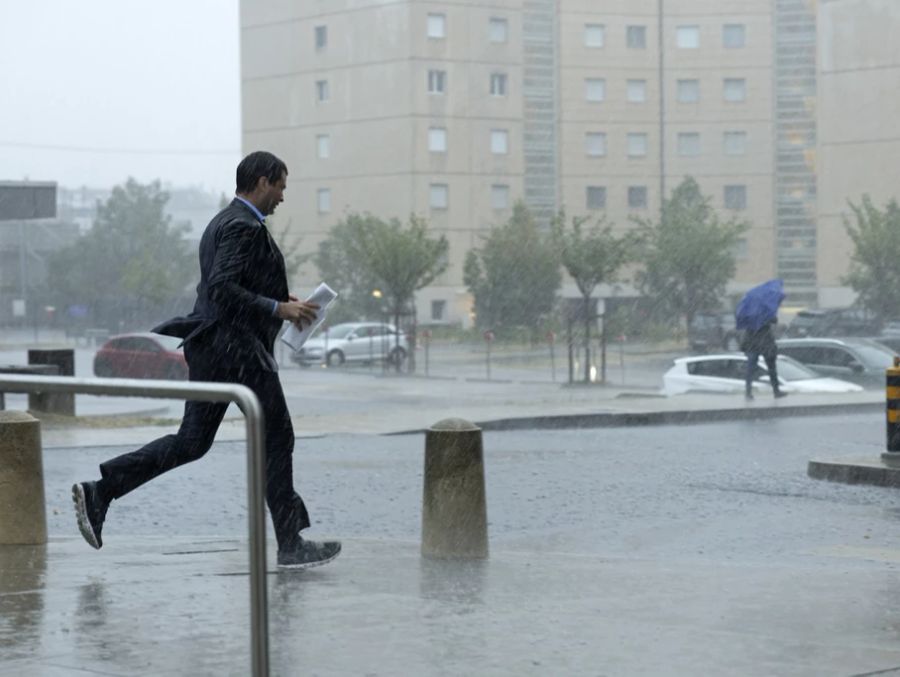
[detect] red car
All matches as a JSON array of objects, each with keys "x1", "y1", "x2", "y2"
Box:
[{"x1": 93, "y1": 333, "x2": 188, "y2": 380}]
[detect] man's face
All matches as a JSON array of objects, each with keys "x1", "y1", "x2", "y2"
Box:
[{"x1": 258, "y1": 173, "x2": 287, "y2": 216}]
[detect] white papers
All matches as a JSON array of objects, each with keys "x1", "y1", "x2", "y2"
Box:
[{"x1": 280, "y1": 282, "x2": 338, "y2": 351}]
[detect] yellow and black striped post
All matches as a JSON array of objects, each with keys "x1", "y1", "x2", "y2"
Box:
[{"x1": 887, "y1": 356, "x2": 900, "y2": 454}]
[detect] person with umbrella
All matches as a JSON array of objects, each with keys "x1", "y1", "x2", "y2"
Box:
[{"x1": 735, "y1": 279, "x2": 788, "y2": 400}]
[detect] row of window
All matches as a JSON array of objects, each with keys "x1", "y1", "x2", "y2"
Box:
[
  {"x1": 314, "y1": 71, "x2": 507, "y2": 102},
  {"x1": 313, "y1": 184, "x2": 748, "y2": 214},
  {"x1": 316, "y1": 71, "x2": 743, "y2": 104},
  {"x1": 424, "y1": 13, "x2": 746, "y2": 50},
  {"x1": 585, "y1": 185, "x2": 747, "y2": 211},
  {"x1": 312, "y1": 16, "x2": 746, "y2": 53},
  {"x1": 584, "y1": 77, "x2": 747, "y2": 103},
  {"x1": 583, "y1": 23, "x2": 746, "y2": 50},
  {"x1": 312, "y1": 129, "x2": 749, "y2": 160},
  {"x1": 584, "y1": 131, "x2": 750, "y2": 158}
]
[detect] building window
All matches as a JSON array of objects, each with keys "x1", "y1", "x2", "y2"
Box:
[
  {"x1": 724, "y1": 131, "x2": 747, "y2": 156},
  {"x1": 628, "y1": 186, "x2": 648, "y2": 209},
  {"x1": 317, "y1": 188, "x2": 331, "y2": 213},
  {"x1": 491, "y1": 184, "x2": 510, "y2": 209},
  {"x1": 431, "y1": 300, "x2": 446, "y2": 321},
  {"x1": 724, "y1": 78, "x2": 747, "y2": 102},
  {"x1": 723, "y1": 24, "x2": 746, "y2": 48},
  {"x1": 677, "y1": 132, "x2": 701, "y2": 156},
  {"x1": 490, "y1": 129, "x2": 509, "y2": 155},
  {"x1": 732, "y1": 238, "x2": 749, "y2": 260},
  {"x1": 627, "y1": 133, "x2": 647, "y2": 158},
  {"x1": 316, "y1": 80, "x2": 329, "y2": 102},
  {"x1": 584, "y1": 24, "x2": 605, "y2": 48},
  {"x1": 676, "y1": 25, "x2": 700, "y2": 49},
  {"x1": 627, "y1": 79, "x2": 647, "y2": 103},
  {"x1": 586, "y1": 186, "x2": 606, "y2": 210},
  {"x1": 490, "y1": 73, "x2": 508, "y2": 96},
  {"x1": 585, "y1": 78, "x2": 605, "y2": 102},
  {"x1": 428, "y1": 69, "x2": 447, "y2": 94},
  {"x1": 430, "y1": 183, "x2": 449, "y2": 210},
  {"x1": 315, "y1": 25, "x2": 327, "y2": 50},
  {"x1": 489, "y1": 17, "x2": 508, "y2": 43},
  {"x1": 724, "y1": 185, "x2": 747, "y2": 210},
  {"x1": 427, "y1": 13, "x2": 446, "y2": 39},
  {"x1": 316, "y1": 134, "x2": 330, "y2": 159},
  {"x1": 626, "y1": 25, "x2": 646, "y2": 49},
  {"x1": 677, "y1": 79, "x2": 700, "y2": 103},
  {"x1": 428, "y1": 127, "x2": 447, "y2": 153},
  {"x1": 585, "y1": 132, "x2": 606, "y2": 157}
]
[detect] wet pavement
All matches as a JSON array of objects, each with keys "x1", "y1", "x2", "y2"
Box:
[{"x1": 3, "y1": 417, "x2": 900, "y2": 675}]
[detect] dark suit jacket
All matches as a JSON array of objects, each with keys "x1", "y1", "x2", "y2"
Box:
[{"x1": 153, "y1": 199, "x2": 288, "y2": 372}]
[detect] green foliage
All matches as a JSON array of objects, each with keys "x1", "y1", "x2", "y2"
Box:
[
  {"x1": 633, "y1": 177, "x2": 748, "y2": 330},
  {"x1": 46, "y1": 178, "x2": 193, "y2": 328},
  {"x1": 552, "y1": 211, "x2": 637, "y2": 299},
  {"x1": 315, "y1": 213, "x2": 448, "y2": 324},
  {"x1": 464, "y1": 202, "x2": 561, "y2": 330},
  {"x1": 842, "y1": 195, "x2": 900, "y2": 320}
]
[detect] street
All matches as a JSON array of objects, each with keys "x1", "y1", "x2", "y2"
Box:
[
  {"x1": 2, "y1": 413, "x2": 895, "y2": 676},
  {"x1": 44, "y1": 413, "x2": 898, "y2": 560}
]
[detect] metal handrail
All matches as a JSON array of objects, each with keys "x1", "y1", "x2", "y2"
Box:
[{"x1": 0, "y1": 374, "x2": 270, "y2": 676}]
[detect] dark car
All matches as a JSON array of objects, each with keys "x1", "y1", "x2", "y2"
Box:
[
  {"x1": 784, "y1": 308, "x2": 881, "y2": 338},
  {"x1": 776, "y1": 337, "x2": 895, "y2": 388},
  {"x1": 93, "y1": 332, "x2": 188, "y2": 380},
  {"x1": 688, "y1": 312, "x2": 742, "y2": 352}
]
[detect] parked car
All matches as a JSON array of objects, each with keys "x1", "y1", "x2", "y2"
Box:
[
  {"x1": 872, "y1": 334, "x2": 900, "y2": 355},
  {"x1": 784, "y1": 307, "x2": 880, "y2": 338},
  {"x1": 688, "y1": 312, "x2": 742, "y2": 352},
  {"x1": 93, "y1": 332, "x2": 187, "y2": 380},
  {"x1": 776, "y1": 337, "x2": 895, "y2": 388},
  {"x1": 662, "y1": 353, "x2": 862, "y2": 396},
  {"x1": 290, "y1": 322, "x2": 409, "y2": 367}
]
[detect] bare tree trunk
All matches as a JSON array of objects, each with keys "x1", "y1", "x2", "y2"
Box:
[{"x1": 583, "y1": 295, "x2": 591, "y2": 383}]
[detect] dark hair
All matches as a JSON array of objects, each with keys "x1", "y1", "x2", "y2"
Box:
[{"x1": 235, "y1": 151, "x2": 288, "y2": 193}]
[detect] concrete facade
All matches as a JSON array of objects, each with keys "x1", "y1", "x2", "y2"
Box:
[
  {"x1": 817, "y1": 0, "x2": 900, "y2": 307},
  {"x1": 240, "y1": 1, "x2": 810, "y2": 325}
]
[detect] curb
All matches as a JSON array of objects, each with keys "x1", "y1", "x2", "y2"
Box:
[
  {"x1": 387, "y1": 400, "x2": 885, "y2": 436},
  {"x1": 808, "y1": 458, "x2": 900, "y2": 488}
]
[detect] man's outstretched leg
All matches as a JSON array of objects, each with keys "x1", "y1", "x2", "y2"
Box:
[{"x1": 72, "y1": 398, "x2": 228, "y2": 549}]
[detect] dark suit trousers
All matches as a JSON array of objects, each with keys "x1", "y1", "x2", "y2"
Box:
[{"x1": 98, "y1": 342, "x2": 310, "y2": 548}]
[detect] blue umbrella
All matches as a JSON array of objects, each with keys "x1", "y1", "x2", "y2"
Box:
[{"x1": 735, "y1": 279, "x2": 785, "y2": 331}]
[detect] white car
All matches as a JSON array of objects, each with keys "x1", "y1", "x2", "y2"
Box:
[
  {"x1": 662, "y1": 353, "x2": 863, "y2": 396},
  {"x1": 289, "y1": 322, "x2": 408, "y2": 367}
]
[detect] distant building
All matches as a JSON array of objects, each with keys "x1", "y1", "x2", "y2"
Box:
[
  {"x1": 816, "y1": 0, "x2": 900, "y2": 308},
  {"x1": 241, "y1": 1, "x2": 819, "y2": 324},
  {"x1": 57, "y1": 184, "x2": 223, "y2": 240},
  {"x1": 0, "y1": 181, "x2": 79, "y2": 326}
]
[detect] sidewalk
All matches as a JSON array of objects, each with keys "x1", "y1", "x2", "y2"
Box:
[
  {"x1": 30, "y1": 366, "x2": 885, "y2": 448},
  {"x1": 4, "y1": 536, "x2": 899, "y2": 677}
]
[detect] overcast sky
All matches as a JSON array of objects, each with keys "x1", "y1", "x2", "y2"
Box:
[{"x1": 0, "y1": 0, "x2": 241, "y2": 194}]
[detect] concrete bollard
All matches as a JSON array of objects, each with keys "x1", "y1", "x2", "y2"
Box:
[
  {"x1": 421, "y1": 418, "x2": 488, "y2": 559},
  {"x1": 0, "y1": 411, "x2": 47, "y2": 544}
]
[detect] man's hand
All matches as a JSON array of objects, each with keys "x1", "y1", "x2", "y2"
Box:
[{"x1": 277, "y1": 299, "x2": 320, "y2": 328}]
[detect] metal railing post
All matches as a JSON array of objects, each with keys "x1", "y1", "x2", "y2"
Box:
[{"x1": 0, "y1": 375, "x2": 270, "y2": 677}]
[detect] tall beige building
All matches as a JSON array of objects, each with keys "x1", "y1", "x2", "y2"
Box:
[
  {"x1": 817, "y1": 0, "x2": 900, "y2": 307},
  {"x1": 240, "y1": 1, "x2": 813, "y2": 326}
]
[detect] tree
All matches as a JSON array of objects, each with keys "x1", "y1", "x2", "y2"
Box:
[
  {"x1": 315, "y1": 215, "x2": 386, "y2": 324},
  {"x1": 553, "y1": 212, "x2": 637, "y2": 382},
  {"x1": 46, "y1": 178, "x2": 193, "y2": 330},
  {"x1": 633, "y1": 177, "x2": 748, "y2": 336},
  {"x1": 316, "y1": 213, "x2": 449, "y2": 371},
  {"x1": 842, "y1": 195, "x2": 900, "y2": 321},
  {"x1": 464, "y1": 202, "x2": 561, "y2": 333},
  {"x1": 356, "y1": 214, "x2": 449, "y2": 371}
]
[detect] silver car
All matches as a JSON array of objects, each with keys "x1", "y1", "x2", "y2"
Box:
[{"x1": 289, "y1": 322, "x2": 409, "y2": 367}]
